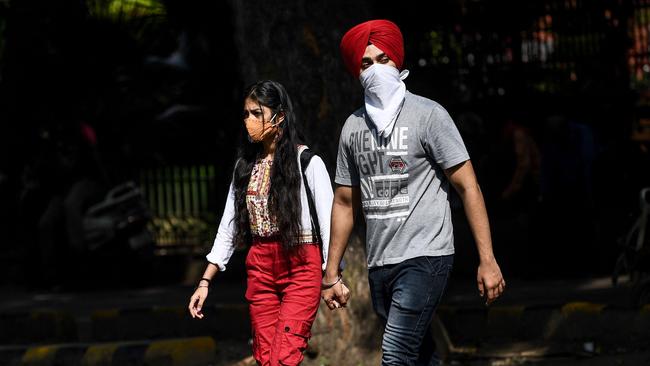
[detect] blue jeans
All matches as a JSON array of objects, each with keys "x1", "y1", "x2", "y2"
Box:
[{"x1": 368, "y1": 255, "x2": 454, "y2": 366}]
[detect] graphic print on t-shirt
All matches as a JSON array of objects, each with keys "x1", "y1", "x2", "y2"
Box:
[{"x1": 349, "y1": 126, "x2": 410, "y2": 220}]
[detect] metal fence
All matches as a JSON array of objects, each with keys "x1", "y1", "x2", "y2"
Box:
[{"x1": 139, "y1": 165, "x2": 217, "y2": 256}]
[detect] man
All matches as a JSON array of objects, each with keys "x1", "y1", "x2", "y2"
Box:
[{"x1": 321, "y1": 19, "x2": 505, "y2": 365}]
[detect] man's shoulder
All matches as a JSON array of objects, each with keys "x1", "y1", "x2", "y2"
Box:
[
  {"x1": 405, "y1": 91, "x2": 446, "y2": 114},
  {"x1": 342, "y1": 106, "x2": 367, "y2": 129},
  {"x1": 347, "y1": 106, "x2": 366, "y2": 121}
]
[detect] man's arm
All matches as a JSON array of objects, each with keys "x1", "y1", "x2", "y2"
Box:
[
  {"x1": 321, "y1": 184, "x2": 360, "y2": 309},
  {"x1": 445, "y1": 160, "x2": 505, "y2": 305}
]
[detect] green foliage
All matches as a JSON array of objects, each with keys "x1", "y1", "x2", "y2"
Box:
[
  {"x1": 87, "y1": 0, "x2": 166, "y2": 21},
  {"x1": 85, "y1": 0, "x2": 168, "y2": 45}
]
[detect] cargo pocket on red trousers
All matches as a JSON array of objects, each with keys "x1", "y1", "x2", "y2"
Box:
[{"x1": 278, "y1": 319, "x2": 312, "y2": 366}]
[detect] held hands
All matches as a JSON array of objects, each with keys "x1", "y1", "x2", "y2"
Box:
[
  {"x1": 477, "y1": 259, "x2": 505, "y2": 306},
  {"x1": 321, "y1": 273, "x2": 351, "y2": 310}
]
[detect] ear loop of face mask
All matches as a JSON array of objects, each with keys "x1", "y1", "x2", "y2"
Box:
[
  {"x1": 269, "y1": 104, "x2": 284, "y2": 127},
  {"x1": 268, "y1": 112, "x2": 280, "y2": 126},
  {"x1": 269, "y1": 109, "x2": 285, "y2": 143}
]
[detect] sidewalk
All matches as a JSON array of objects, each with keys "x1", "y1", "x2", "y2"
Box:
[
  {"x1": 0, "y1": 279, "x2": 250, "y2": 366},
  {"x1": 442, "y1": 275, "x2": 637, "y2": 308},
  {"x1": 0, "y1": 274, "x2": 637, "y2": 313},
  {"x1": 433, "y1": 275, "x2": 650, "y2": 365},
  {"x1": 0, "y1": 281, "x2": 246, "y2": 316},
  {"x1": 0, "y1": 275, "x2": 647, "y2": 365}
]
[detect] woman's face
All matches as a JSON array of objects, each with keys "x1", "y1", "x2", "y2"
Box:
[{"x1": 243, "y1": 97, "x2": 282, "y2": 143}]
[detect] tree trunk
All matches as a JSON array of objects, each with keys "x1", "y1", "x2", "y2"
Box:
[{"x1": 305, "y1": 230, "x2": 384, "y2": 365}]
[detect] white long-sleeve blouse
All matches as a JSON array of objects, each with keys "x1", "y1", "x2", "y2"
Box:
[{"x1": 206, "y1": 146, "x2": 333, "y2": 271}]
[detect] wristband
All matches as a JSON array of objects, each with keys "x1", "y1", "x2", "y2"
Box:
[{"x1": 321, "y1": 275, "x2": 342, "y2": 289}]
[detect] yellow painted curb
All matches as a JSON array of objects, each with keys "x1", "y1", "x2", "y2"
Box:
[
  {"x1": 91, "y1": 309, "x2": 120, "y2": 319},
  {"x1": 154, "y1": 306, "x2": 186, "y2": 316},
  {"x1": 22, "y1": 345, "x2": 57, "y2": 366},
  {"x1": 641, "y1": 304, "x2": 650, "y2": 314},
  {"x1": 561, "y1": 302, "x2": 606, "y2": 315},
  {"x1": 144, "y1": 337, "x2": 216, "y2": 366},
  {"x1": 80, "y1": 343, "x2": 120, "y2": 366},
  {"x1": 30, "y1": 310, "x2": 60, "y2": 320},
  {"x1": 488, "y1": 305, "x2": 526, "y2": 318}
]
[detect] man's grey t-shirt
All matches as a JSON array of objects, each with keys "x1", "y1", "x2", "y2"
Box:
[{"x1": 335, "y1": 91, "x2": 470, "y2": 269}]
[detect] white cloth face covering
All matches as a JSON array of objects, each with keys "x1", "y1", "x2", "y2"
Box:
[{"x1": 359, "y1": 63, "x2": 409, "y2": 138}]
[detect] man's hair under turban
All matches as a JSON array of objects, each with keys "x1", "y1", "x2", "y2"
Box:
[{"x1": 340, "y1": 19, "x2": 404, "y2": 79}]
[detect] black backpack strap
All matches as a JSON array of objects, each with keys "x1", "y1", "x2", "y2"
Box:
[{"x1": 300, "y1": 148, "x2": 323, "y2": 247}]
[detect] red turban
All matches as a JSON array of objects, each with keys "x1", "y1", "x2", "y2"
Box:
[{"x1": 340, "y1": 19, "x2": 404, "y2": 78}]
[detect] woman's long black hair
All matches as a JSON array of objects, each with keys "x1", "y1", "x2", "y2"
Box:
[{"x1": 232, "y1": 80, "x2": 304, "y2": 250}]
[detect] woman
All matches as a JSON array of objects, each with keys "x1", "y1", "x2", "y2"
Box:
[{"x1": 188, "y1": 80, "x2": 333, "y2": 365}]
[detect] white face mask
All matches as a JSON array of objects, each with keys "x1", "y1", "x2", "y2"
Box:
[{"x1": 359, "y1": 64, "x2": 409, "y2": 138}]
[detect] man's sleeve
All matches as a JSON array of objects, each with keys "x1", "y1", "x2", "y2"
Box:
[
  {"x1": 422, "y1": 105, "x2": 470, "y2": 169},
  {"x1": 334, "y1": 124, "x2": 360, "y2": 186}
]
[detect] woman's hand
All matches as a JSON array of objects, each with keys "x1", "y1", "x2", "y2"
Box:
[
  {"x1": 321, "y1": 274, "x2": 351, "y2": 310},
  {"x1": 188, "y1": 286, "x2": 209, "y2": 319}
]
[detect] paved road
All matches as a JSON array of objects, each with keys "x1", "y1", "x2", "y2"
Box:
[
  {"x1": 0, "y1": 274, "x2": 645, "y2": 366},
  {"x1": 0, "y1": 274, "x2": 638, "y2": 313}
]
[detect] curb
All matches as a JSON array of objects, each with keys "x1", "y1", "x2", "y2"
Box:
[
  {"x1": 1, "y1": 336, "x2": 216, "y2": 366},
  {"x1": 0, "y1": 310, "x2": 77, "y2": 345},
  {"x1": 436, "y1": 302, "x2": 650, "y2": 346},
  {"x1": 91, "y1": 303, "x2": 249, "y2": 342},
  {"x1": 0, "y1": 304, "x2": 249, "y2": 345}
]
